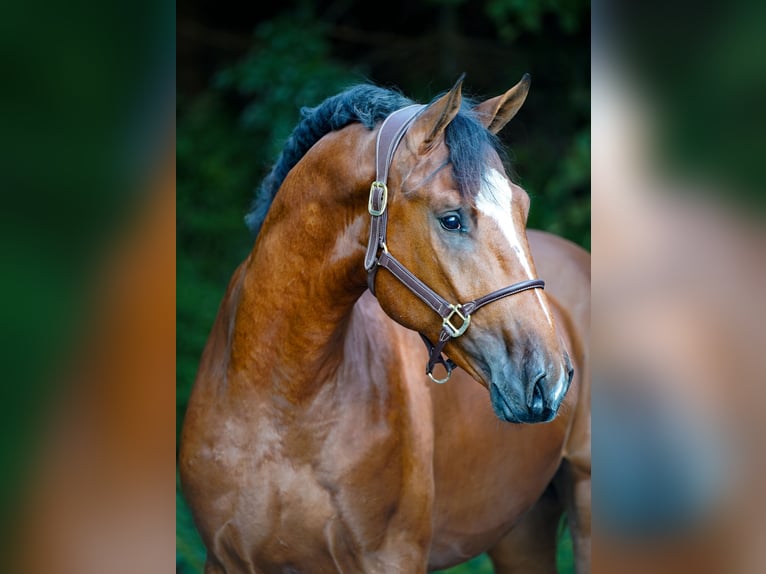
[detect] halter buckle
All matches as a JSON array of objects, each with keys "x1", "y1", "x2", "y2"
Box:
[
  {"x1": 368, "y1": 181, "x2": 388, "y2": 216},
  {"x1": 443, "y1": 304, "x2": 471, "y2": 338}
]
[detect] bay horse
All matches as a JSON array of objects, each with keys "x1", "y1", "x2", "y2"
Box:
[{"x1": 179, "y1": 75, "x2": 591, "y2": 573}]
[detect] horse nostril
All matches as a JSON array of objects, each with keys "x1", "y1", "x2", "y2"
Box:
[
  {"x1": 529, "y1": 374, "x2": 545, "y2": 415},
  {"x1": 564, "y1": 352, "x2": 574, "y2": 384}
]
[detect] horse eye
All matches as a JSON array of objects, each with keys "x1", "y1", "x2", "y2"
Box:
[{"x1": 439, "y1": 214, "x2": 463, "y2": 232}]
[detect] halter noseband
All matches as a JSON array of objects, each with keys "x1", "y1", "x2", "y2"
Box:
[{"x1": 364, "y1": 105, "x2": 545, "y2": 383}]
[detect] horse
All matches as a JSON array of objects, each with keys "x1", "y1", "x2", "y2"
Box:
[{"x1": 179, "y1": 74, "x2": 591, "y2": 573}]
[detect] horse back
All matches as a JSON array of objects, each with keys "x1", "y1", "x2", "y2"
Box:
[{"x1": 527, "y1": 229, "x2": 590, "y2": 468}]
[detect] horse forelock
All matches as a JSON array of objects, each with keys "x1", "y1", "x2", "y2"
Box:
[
  {"x1": 442, "y1": 100, "x2": 509, "y2": 201},
  {"x1": 244, "y1": 87, "x2": 509, "y2": 238}
]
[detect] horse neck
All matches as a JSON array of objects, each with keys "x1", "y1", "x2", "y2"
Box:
[{"x1": 230, "y1": 124, "x2": 377, "y2": 401}]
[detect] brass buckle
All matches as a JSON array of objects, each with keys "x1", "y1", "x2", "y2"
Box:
[
  {"x1": 443, "y1": 304, "x2": 471, "y2": 338},
  {"x1": 368, "y1": 181, "x2": 388, "y2": 216}
]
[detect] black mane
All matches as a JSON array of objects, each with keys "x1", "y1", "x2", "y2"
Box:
[{"x1": 245, "y1": 84, "x2": 504, "y2": 237}]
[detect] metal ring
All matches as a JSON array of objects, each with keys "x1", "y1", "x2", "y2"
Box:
[{"x1": 427, "y1": 363, "x2": 452, "y2": 384}]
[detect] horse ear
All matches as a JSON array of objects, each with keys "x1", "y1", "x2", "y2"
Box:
[
  {"x1": 410, "y1": 74, "x2": 465, "y2": 151},
  {"x1": 474, "y1": 73, "x2": 531, "y2": 134}
]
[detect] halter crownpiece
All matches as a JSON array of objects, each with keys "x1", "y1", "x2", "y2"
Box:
[{"x1": 365, "y1": 105, "x2": 545, "y2": 383}]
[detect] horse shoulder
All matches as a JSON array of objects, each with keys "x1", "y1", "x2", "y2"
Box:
[
  {"x1": 292, "y1": 293, "x2": 437, "y2": 568},
  {"x1": 342, "y1": 291, "x2": 436, "y2": 471},
  {"x1": 179, "y1": 257, "x2": 260, "y2": 535}
]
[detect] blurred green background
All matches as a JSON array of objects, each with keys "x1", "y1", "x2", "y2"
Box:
[{"x1": 177, "y1": 0, "x2": 589, "y2": 571}]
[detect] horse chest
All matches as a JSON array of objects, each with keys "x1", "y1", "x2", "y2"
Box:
[
  {"x1": 425, "y1": 372, "x2": 570, "y2": 565},
  {"x1": 235, "y1": 396, "x2": 425, "y2": 559}
]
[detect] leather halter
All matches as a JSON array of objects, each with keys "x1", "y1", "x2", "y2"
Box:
[{"x1": 364, "y1": 105, "x2": 545, "y2": 383}]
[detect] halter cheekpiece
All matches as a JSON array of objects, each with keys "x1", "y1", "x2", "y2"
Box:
[{"x1": 365, "y1": 105, "x2": 545, "y2": 383}]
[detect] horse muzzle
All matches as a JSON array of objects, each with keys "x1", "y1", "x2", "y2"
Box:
[{"x1": 487, "y1": 350, "x2": 573, "y2": 423}]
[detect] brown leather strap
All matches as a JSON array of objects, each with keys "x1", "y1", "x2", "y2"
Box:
[
  {"x1": 379, "y1": 251, "x2": 544, "y2": 321},
  {"x1": 377, "y1": 251, "x2": 452, "y2": 316},
  {"x1": 421, "y1": 331, "x2": 456, "y2": 381},
  {"x1": 425, "y1": 279, "x2": 544, "y2": 379},
  {"x1": 364, "y1": 105, "x2": 425, "y2": 275},
  {"x1": 378, "y1": 252, "x2": 544, "y2": 378},
  {"x1": 376, "y1": 104, "x2": 424, "y2": 183},
  {"x1": 461, "y1": 279, "x2": 545, "y2": 315},
  {"x1": 365, "y1": 105, "x2": 545, "y2": 383}
]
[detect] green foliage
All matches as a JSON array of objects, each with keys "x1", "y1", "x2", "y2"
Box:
[
  {"x1": 485, "y1": 0, "x2": 587, "y2": 41},
  {"x1": 557, "y1": 517, "x2": 575, "y2": 572},
  {"x1": 214, "y1": 11, "x2": 366, "y2": 159},
  {"x1": 525, "y1": 128, "x2": 591, "y2": 250},
  {"x1": 176, "y1": 93, "x2": 258, "y2": 445},
  {"x1": 434, "y1": 553, "x2": 496, "y2": 574}
]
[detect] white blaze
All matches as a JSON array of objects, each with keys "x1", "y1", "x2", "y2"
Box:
[{"x1": 476, "y1": 168, "x2": 554, "y2": 326}]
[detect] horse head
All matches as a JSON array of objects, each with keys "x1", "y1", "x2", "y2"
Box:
[{"x1": 372, "y1": 75, "x2": 573, "y2": 423}]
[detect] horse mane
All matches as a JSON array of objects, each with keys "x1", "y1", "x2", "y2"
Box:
[{"x1": 245, "y1": 84, "x2": 505, "y2": 238}]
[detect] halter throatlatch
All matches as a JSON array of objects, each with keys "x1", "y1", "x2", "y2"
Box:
[{"x1": 365, "y1": 105, "x2": 545, "y2": 383}]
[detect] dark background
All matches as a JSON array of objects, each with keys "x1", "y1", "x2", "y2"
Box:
[{"x1": 177, "y1": 0, "x2": 589, "y2": 571}]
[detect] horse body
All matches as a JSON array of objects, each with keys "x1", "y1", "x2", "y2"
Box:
[{"x1": 180, "y1": 79, "x2": 590, "y2": 573}]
